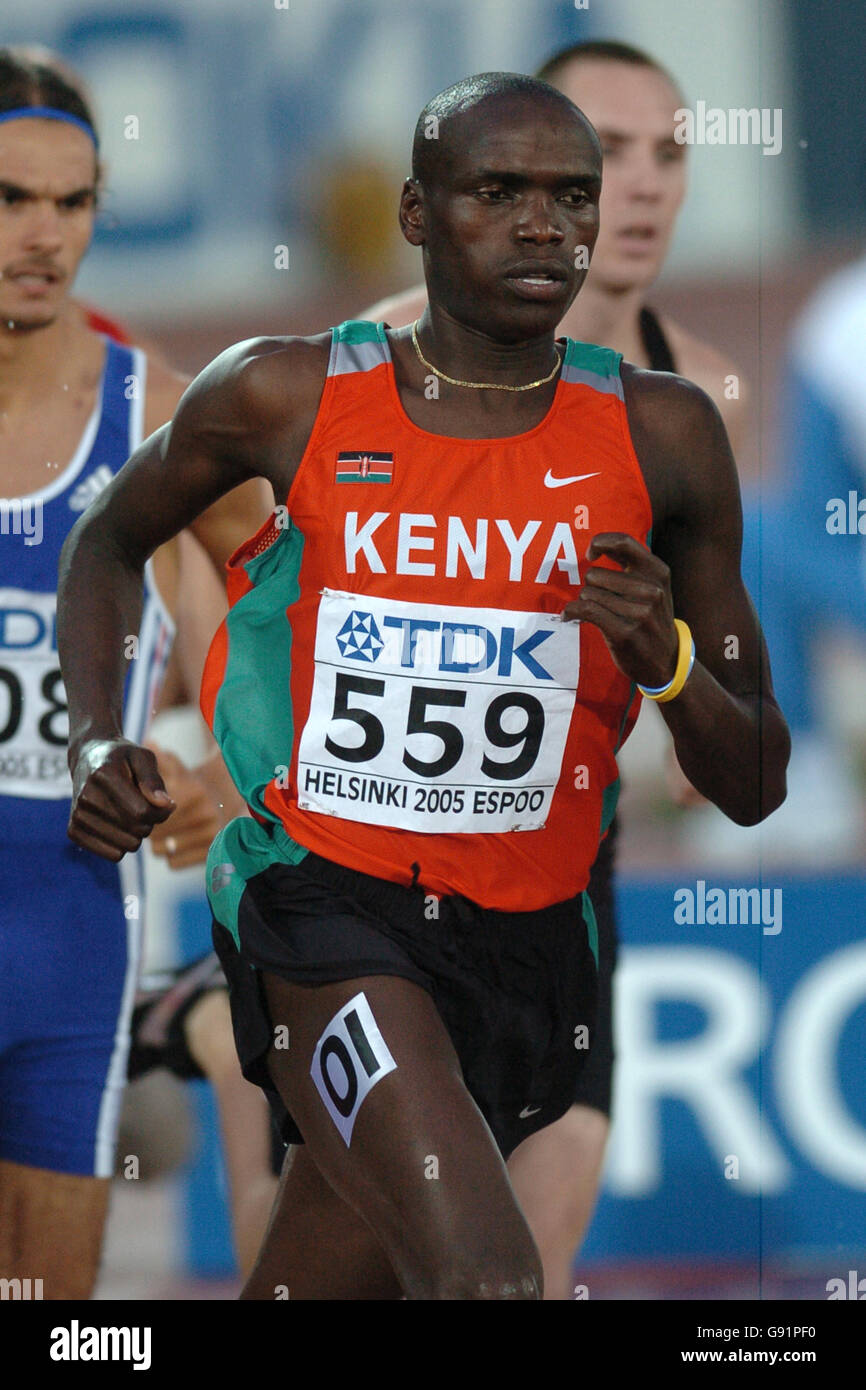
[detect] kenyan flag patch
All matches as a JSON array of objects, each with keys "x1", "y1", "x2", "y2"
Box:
[{"x1": 335, "y1": 451, "x2": 394, "y2": 483}]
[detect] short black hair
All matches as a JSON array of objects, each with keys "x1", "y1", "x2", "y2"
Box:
[
  {"x1": 535, "y1": 39, "x2": 683, "y2": 103},
  {"x1": 0, "y1": 46, "x2": 99, "y2": 140},
  {"x1": 412, "y1": 70, "x2": 595, "y2": 190}
]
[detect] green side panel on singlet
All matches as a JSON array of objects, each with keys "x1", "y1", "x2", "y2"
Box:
[
  {"x1": 598, "y1": 674, "x2": 640, "y2": 841},
  {"x1": 599, "y1": 777, "x2": 621, "y2": 839},
  {"x1": 206, "y1": 523, "x2": 311, "y2": 943},
  {"x1": 581, "y1": 891, "x2": 599, "y2": 970},
  {"x1": 207, "y1": 816, "x2": 308, "y2": 946},
  {"x1": 210, "y1": 524, "x2": 305, "y2": 821}
]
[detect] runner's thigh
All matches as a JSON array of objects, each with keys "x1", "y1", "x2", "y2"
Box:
[{"x1": 262, "y1": 970, "x2": 542, "y2": 1299}]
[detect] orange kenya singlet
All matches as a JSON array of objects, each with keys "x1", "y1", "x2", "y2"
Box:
[{"x1": 201, "y1": 321, "x2": 652, "y2": 911}]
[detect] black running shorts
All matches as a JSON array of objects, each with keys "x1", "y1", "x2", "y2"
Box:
[{"x1": 212, "y1": 848, "x2": 598, "y2": 1161}]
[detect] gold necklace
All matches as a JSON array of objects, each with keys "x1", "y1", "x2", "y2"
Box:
[{"x1": 410, "y1": 320, "x2": 561, "y2": 391}]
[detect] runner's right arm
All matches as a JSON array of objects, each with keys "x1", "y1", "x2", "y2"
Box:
[{"x1": 58, "y1": 335, "x2": 325, "y2": 860}]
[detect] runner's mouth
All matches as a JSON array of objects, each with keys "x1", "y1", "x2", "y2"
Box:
[
  {"x1": 615, "y1": 226, "x2": 659, "y2": 244},
  {"x1": 504, "y1": 264, "x2": 570, "y2": 300},
  {"x1": 4, "y1": 267, "x2": 63, "y2": 289}
]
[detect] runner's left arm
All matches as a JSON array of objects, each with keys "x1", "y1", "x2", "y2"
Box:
[{"x1": 566, "y1": 372, "x2": 789, "y2": 825}]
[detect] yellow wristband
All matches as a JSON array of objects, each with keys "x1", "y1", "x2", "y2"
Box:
[{"x1": 637, "y1": 619, "x2": 695, "y2": 703}]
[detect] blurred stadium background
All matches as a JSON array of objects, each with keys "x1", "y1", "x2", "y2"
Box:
[{"x1": 5, "y1": 0, "x2": 865, "y2": 1298}]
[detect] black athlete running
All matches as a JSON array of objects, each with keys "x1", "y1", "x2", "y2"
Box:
[
  {"x1": 364, "y1": 41, "x2": 749, "y2": 1297},
  {"x1": 58, "y1": 73, "x2": 786, "y2": 1299}
]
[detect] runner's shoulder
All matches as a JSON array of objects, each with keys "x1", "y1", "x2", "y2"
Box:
[
  {"x1": 621, "y1": 357, "x2": 723, "y2": 442},
  {"x1": 183, "y1": 333, "x2": 332, "y2": 437},
  {"x1": 621, "y1": 361, "x2": 734, "y2": 521}
]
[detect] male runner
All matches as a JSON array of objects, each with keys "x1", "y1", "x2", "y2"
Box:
[
  {"x1": 364, "y1": 39, "x2": 748, "y2": 1296},
  {"x1": 0, "y1": 48, "x2": 263, "y2": 1298},
  {"x1": 59, "y1": 73, "x2": 788, "y2": 1300}
]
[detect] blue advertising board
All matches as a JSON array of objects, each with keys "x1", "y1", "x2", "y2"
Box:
[{"x1": 585, "y1": 873, "x2": 866, "y2": 1261}]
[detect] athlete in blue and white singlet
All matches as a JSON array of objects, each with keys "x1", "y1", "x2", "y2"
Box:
[
  {"x1": 0, "y1": 55, "x2": 267, "y2": 1300},
  {"x1": 0, "y1": 338, "x2": 174, "y2": 1177}
]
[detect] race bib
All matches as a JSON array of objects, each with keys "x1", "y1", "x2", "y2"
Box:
[
  {"x1": 0, "y1": 589, "x2": 70, "y2": 798},
  {"x1": 296, "y1": 590, "x2": 580, "y2": 833}
]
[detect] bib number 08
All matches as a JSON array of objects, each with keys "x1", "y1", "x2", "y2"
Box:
[
  {"x1": 0, "y1": 666, "x2": 68, "y2": 746},
  {"x1": 324, "y1": 671, "x2": 544, "y2": 781}
]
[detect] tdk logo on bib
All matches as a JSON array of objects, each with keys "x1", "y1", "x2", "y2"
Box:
[
  {"x1": 336, "y1": 611, "x2": 384, "y2": 662},
  {"x1": 298, "y1": 590, "x2": 581, "y2": 836},
  {"x1": 336, "y1": 608, "x2": 554, "y2": 680}
]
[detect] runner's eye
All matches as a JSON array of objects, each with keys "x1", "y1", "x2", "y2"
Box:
[{"x1": 59, "y1": 191, "x2": 95, "y2": 211}]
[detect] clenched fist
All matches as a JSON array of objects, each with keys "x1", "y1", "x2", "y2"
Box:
[
  {"x1": 564, "y1": 533, "x2": 678, "y2": 690},
  {"x1": 68, "y1": 739, "x2": 175, "y2": 861}
]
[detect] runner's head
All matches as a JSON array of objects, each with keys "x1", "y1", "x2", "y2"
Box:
[
  {"x1": 536, "y1": 40, "x2": 686, "y2": 294},
  {"x1": 401, "y1": 72, "x2": 601, "y2": 342},
  {"x1": 0, "y1": 47, "x2": 101, "y2": 331}
]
